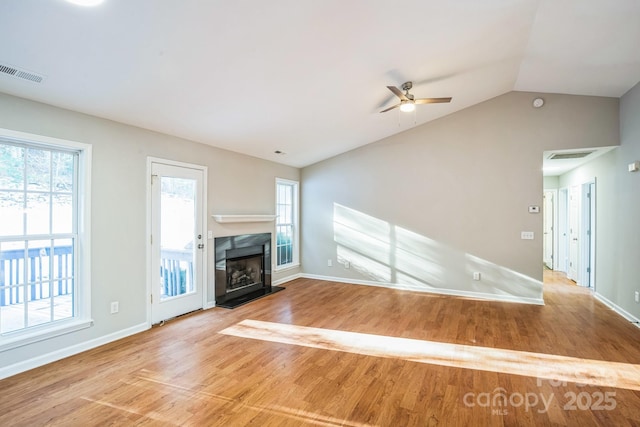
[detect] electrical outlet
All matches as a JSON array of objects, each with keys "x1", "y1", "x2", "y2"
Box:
[
  {"x1": 110, "y1": 301, "x2": 119, "y2": 314},
  {"x1": 635, "y1": 291, "x2": 639, "y2": 303},
  {"x1": 473, "y1": 272, "x2": 481, "y2": 281},
  {"x1": 344, "y1": 261, "x2": 350, "y2": 269},
  {"x1": 327, "y1": 259, "x2": 332, "y2": 267},
  {"x1": 521, "y1": 231, "x2": 534, "y2": 240}
]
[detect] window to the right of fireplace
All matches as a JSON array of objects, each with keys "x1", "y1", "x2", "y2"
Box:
[{"x1": 275, "y1": 178, "x2": 299, "y2": 270}]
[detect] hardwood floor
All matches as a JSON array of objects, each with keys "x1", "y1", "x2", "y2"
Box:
[{"x1": 1, "y1": 272, "x2": 640, "y2": 426}]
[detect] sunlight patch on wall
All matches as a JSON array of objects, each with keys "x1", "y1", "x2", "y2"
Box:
[
  {"x1": 332, "y1": 203, "x2": 544, "y2": 303},
  {"x1": 221, "y1": 320, "x2": 640, "y2": 391},
  {"x1": 465, "y1": 253, "x2": 543, "y2": 300},
  {"x1": 333, "y1": 203, "x2": 390, "y2": 267},
  {"x1": 336, "y1": 245, "x2": 391, "y2": 282}
]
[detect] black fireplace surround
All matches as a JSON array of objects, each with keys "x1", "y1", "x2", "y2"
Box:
[{"x1": 214, "y1": 232, "x2": 283, "y2": 308}]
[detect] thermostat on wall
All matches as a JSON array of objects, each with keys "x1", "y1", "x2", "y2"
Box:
[{"x1": 528, "y1": 205, "x2": 540, "y2": 213}]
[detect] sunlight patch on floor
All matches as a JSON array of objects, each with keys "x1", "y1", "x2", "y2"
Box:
[{"x1": 220, "y1": 319, "x2": 640, "y2": 391}]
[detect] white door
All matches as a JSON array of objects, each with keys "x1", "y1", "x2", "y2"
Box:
[
  {"x1": 581, "y1": 182, "x2": 596, "y2": 288},
  {"x1": 557, "y1": 188, "x2": 568, "y2": 273},
  {"x1": 567, "y1": 185, "x2": 580, "y2": 282},
  {"x1": 150, "y1": 162, "x2": 205, "y2": 323},
  {"x1": 543, "y1": 191, "x2": 554, "y2": 269}
]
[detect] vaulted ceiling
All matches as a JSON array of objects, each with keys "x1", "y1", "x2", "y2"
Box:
[{"x1": 0, "y1": 0, "x2": 638, "y2": 167}]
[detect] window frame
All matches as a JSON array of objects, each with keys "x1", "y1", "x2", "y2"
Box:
[
  {"x1": 0, "y1": 128, "x2": 92, "y2": 351},
  {"x1": 274, "y1": 178, "x2": 299, "y2": 271}
]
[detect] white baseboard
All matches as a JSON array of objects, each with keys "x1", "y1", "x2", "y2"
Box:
[
  {"x1": 273, "y1": 273, "x2": 303, "y2": 286},
  {"x1": 594, "y1": 292, "x2": 640, "y2": 327},
  {"x1": 301, "y1": 273, "x2": 544, "y2": 305},
  {"x1": 0, "y1": 322, "x2": 149, "y2": 380}
]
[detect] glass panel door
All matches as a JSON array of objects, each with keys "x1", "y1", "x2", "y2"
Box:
[{"x1": 151, "y1": 162, "x2": 204, "y2": 324}]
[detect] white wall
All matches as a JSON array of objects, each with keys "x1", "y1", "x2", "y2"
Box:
[
  {"x1": 301, "y1": 91, "x2": 619, "y2": 304},
  {"x1": 0, "y1": 93, "x2": 299, "y2": 374},
  {"x1": 543, "y1": 176, "x2": 559, "y2": 189}
]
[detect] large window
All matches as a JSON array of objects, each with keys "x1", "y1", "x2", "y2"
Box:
[
  {"x1": 0, "y1": 129, "x2": 91, "y2": 348},
  {"x1": 275, "y1": 178, "x2": 299, "y2": 270}
]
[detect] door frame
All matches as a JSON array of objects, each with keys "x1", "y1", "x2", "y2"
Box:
[
  {"x1": 146, "y1": 157, "x2": 208, "y2": 326},
  {"x1": 557, "y1": 187, "x2": 568, "y2": 273},
  {"x1": 567, "y1": 185, "x2": 580, "y2": 282},
  {"x1": 542, "y1": 188, "x2": 558, "y2": 270},
  {"x1": 580, "y1": 180, "x2": 596, "y2": 289}
]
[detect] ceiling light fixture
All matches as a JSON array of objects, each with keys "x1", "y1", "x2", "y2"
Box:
[
  {"x1": 66, "y1": 0, "x2": 104, "y2": 6},
  {"x1": 399, "y1": 100, "x2": 416, "y2": 113}
]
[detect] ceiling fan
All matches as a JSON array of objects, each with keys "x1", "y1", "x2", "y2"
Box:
[{"x1": 380, "y1": 81, "x2": 451, "y2": 113}]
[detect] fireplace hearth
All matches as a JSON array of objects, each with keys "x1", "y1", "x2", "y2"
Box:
[{"x1": 214, "y1": 232, "x2": 284, "y2": 308}]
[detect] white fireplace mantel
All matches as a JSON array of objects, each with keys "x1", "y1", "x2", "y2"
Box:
[{"x1": 212, "y1": 214, "x2": 277, "y2": 223}]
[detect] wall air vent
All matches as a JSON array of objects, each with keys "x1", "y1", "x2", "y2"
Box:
[
  {"x1": 548, "y1": 151, "x2": 594, "y2": 160},
  {"x1": 0, "y1": 63, "x2": 44, "y2": 83}
]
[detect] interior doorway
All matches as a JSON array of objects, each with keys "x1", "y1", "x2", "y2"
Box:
[{"x1": 548, "y1": 181, "x2": 595, "y2": 289}]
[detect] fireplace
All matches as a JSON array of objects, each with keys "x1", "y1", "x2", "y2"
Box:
[
  {"x1": 214, "y1": 232, "x2": 283, "y2": 308},
  {"x1": 226, "y1": 254, "x2": 263, "y2": 293}
]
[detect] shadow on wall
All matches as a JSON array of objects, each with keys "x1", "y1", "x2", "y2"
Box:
[{"x1": 333, "y1": 203, "x2": 543, "y2": 304}]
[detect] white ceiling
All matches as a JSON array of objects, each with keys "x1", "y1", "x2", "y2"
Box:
[{"x1": 0, "y1": 0, "x2": 638, "y2": 168}]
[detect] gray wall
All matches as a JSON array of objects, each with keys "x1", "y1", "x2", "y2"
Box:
[
  {"x1": 301, "y1": 92, "x2": 619, "y2": 302},
  {"x1": 556, "y1": 80, "x2": 640, "y2": 320},
  {"x1": 0, "y1": 93, "x2": 299, "y2": 371},
  {"x1": 614, "y1": 81, "x2": 640, "y2": 318}
]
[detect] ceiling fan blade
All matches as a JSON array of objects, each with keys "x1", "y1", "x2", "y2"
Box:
[
  {"x1": 387, "y1": 86, "x2": 408, "y2": 101},
  {"x1": 414, "y1": 97, "x2": 452, "y2": 104},
  {"x1": 380, "y1": 103, "x2": 400, "y2": 113}
]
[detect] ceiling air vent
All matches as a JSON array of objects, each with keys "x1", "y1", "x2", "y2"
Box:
[
  {"x1": 548, "y1": 151, "x2": 594, "y2": 160},
  {"x1": 0, "y1": 63, "x2": 44, "y2": 83}
]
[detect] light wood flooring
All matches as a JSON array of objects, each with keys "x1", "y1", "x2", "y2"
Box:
[{"x1": 1, "y1": 272, "x2": 640, "y2": 426}]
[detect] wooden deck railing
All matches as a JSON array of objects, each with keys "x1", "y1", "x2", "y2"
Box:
[
  {"x1": 0, "y1": 246, "x2": 194, "y2": 306},
  {"x1": 160, "y1": 249, "x2": 194, "y2": 297},
  {"x1": 0, "y1": 245, "x2": 74, "y2": 307}
]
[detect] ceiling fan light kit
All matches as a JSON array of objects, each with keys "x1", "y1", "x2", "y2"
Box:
[
  {"x1": 380, "y1": 81, "x2": 452, "y2": 113},
  {"x1": 399, "y1": 100, "x2": 416, "y2": 112}
]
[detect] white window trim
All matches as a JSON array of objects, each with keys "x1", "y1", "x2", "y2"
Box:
[
  {"x1": 275, "y1": 178, "x2": 299, "y2": 271},
  {"x1": 0, "y1": 128, "x2": 92, "y2": 349}
]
